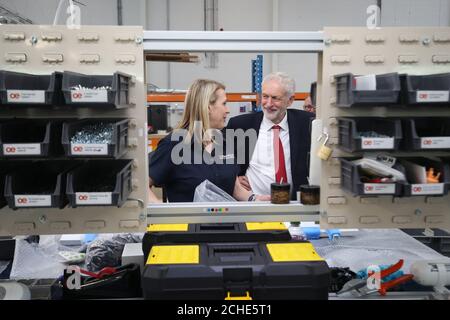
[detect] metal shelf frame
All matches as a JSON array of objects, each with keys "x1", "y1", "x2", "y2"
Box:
[
  {"x1": 147, "y1": 202, "x2": 320, "y2": 224},
  {"x1": 144, "y1": 30, "x2": 324, "y2": 224},
  {"x1": 143, "y1": 30, "x2": 324, "y2": 53}
]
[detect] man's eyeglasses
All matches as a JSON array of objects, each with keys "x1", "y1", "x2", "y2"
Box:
[{"x1": 261, "y1": 94, "x2": 285, "y2": 103}]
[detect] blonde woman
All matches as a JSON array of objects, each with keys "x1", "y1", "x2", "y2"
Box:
[{"x1": 148, "y1": 79, "x2": 270, "y2": 203}]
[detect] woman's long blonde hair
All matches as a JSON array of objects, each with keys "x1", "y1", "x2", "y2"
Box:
[{"x1": 176, "y1": 79, "x2": 225, "y2": 144}]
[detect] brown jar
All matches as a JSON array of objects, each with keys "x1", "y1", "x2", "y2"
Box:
[
  {"x1": 300, "y1": 185, "x2": 320, "y2": 205},
  {"x1": 271, "y1": 183, "x2": 290, "y2": 204}
]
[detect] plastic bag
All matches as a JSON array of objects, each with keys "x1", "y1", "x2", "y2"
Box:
[
  {"x1": 193, "y1": 179, "x2": 236, "y2": 202},
  {"x1": 85, "y1": 233, "x2": 143, "y2": 271},
  {"x1": 352, "y1": 158, "x2": 406, "y2": 182},
  {"x1": 9, "y1": 236, "x2": 67, "y2": 279}
]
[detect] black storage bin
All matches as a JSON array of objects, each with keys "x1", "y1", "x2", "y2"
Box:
[
  {"x1": 142, "y1": 222, "x2": 291, "y2": 261},
  {"x1": 0, "y1": 71, "x2": 63, "y2": 106},
  {"x1": 142, "y1": 241, "x2": 330, "y2": 300},
  {"x1": 66, "y1": 159, "x2": 132, "y2": 207},
  {"x1": 62, "y1": 71, "x2": 132, "y2": 108},
  {"x1": 401, "y1": 73, "x2": 450, "y2": 105},
  {"x1": 338, "y1": 117, "x2": 402, "y2": 152},
  {"x1": 402, "y1": 229, "x2": 450, "y2": 257},
  {"x1": 402, "y1": 118, "x2": 450, "y2": 151},
  {"x1": 399, "y1": 158, "x2": 448, "y2": 197},
  {"x1": 0, "y1": 119, "x2": 64, "y2": 157},
  {"x1": 340, "y1": 158, "x2": 403, "y2": 196},
  {"x1": 440, "y1": 157, "x2": 450, "y2": 195},
  {"x1": 4, "y1": 161, "x2": 77, "y2": 209},
  {"x1": 335, "y1": 72, "x2": 401, "y2": 107},
  {"x1": 0, "y1": 161, "x2": 11, "y2": 209},
  {"x1": 62, "y1": 118, "x2": 129, "y2": 158},
  {"x1": 62, "y1": 263, "x2": 142, "y2": 299}
]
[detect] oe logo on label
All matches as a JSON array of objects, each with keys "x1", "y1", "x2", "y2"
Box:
[
  {"x1": 423, "y1": 139, "x2": 433, "y2": 145},
  {"x1": 419, "y1": 93, "x2": 428, "y2": 99},
  {"x1": 9, "y1": 93, "x2": 20, "y2": 99},
  {"x1": 363, "y1": 140, "x2": 373, "y2": 146},
  {"x1": 78, "y1": 195, "x2": 89, "y2": 201},
  {"x1": 365, "y1": 186, "x2": 374, "y2": 192},
  {"x1": 5, "y1": 146, "x2": 16, "y2": 153},
  {"x1": 17, "y1": 198, "x2": 28, "y2": 204},
  {"x1": 72, "y1": 92, "x2": 83, "y2": 99},
  {"x1": 413, "y1": 186, "x2": 422, "y2": 193},
  {"x1": 73, "y1": 146, "x2": 83, "y2": 152}
]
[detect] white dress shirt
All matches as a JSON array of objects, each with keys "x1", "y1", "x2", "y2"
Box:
[{"x1": 246, "y1": 113, "x2": 293, "y2": 196}]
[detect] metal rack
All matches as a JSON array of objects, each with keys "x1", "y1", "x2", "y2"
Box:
[
  {"x1": 0, "y1": 25, "x2": 148, "y2": 236},
  {"x1": 2, "y1": 27, "x2": 449, "y2": 234},
  {"x1": 318, "y1": 27, "x2": 450, "y2": 230}
]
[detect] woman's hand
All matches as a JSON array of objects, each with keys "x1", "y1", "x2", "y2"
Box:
[
  {"x1": 238, "y1": 176, "x2": 252, "y2": 191},
  {"x1": 255, "y1": 194, "x2": 271, "y2": 201}
]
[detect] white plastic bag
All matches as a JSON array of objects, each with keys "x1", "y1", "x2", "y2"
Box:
[
  {"x1": 193, "y1": 180, "x2": 236, "y2": 202},
  {"x1": 352, "y1": 158, "x2": 406, "y2": 182}
]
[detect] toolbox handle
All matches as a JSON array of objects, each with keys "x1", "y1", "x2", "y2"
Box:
[
  {"x1": 199, "y1": 223, "x2": 237, "y2": 231},
  {"x1": 225, "y1": 291, "x2": 252, "y2": 300},
  {"x1": 213, "y1": 246, "x2": 256, "y2": 255}
]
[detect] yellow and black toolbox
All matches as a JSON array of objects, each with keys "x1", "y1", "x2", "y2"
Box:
[
  {"x1": 142, "y1": 241, "x2": 330, "y2": 300},
  {"x1": 142, "y1": 222, "x2": 292, "y2": 260}
]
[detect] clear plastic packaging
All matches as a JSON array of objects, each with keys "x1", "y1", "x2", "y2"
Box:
[{"x1": 193, "y1": 179, "x2": 236, "y2": 202}]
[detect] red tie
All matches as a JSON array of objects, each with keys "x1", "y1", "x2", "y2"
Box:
[{"x1": 272, "y1": 125, "x2": 287, "y2": 183}]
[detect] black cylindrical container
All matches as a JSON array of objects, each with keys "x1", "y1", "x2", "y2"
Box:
[
  {"x1": 300, "y1": 185, "x2": 320, "y2": 205},
  {"x1": 271, "y1": 183, "x2": 290, "y2": 204}
]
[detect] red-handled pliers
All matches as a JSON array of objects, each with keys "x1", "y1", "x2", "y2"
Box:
[
  {"x1": 79, "y1": 267, "x2": 118, "y2": 279},
  {"x1": 338, "y1": 259, "x2": 414, "y2": 297},
  {"x1": 370, "y1": 260, "x2": 414, "y2": 296}
]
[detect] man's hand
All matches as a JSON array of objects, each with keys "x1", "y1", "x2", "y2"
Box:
[{"x1": 238, "y1": 176, "x2": 252, "y2": 191}]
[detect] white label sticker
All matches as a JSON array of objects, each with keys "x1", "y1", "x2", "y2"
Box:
[
  {"x1": 15, "y1": 195, "x2": 52, "y2": 207},
  {"x1": 420, "y1": 137, "x2": 450, "y2": 149},
  {"x1": 3, "y1": 144, "x2": 41, "y2": 155},
  {"x1": 361, "y1": 137, "x2": 394, "y2": 149},
  {"x1": 70, "y1": 89, "x2": 108, "y2": 103},
  {"x1": 71, "y1": 144, "x2": 108, "y2": 155},
  {"x1": 417, "y1": 91, "x2": 449, "y2": 103},
  {"x1": 6, "y1": 90, "x2": 46, "y2": 103},
  {"x1": 363, "y1": 183, "x2": 396, "y2": 194},
  {"x1": 75, "y1": 192, "x2": 112, "y2": 205},
  {"x1": 411, "y1": 183, "x2": 444, "y2": 195}
]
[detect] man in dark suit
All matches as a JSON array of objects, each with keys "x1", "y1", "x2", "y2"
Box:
[{"x1": 227, "y1": 72, "x2": 314, "y2": 200}]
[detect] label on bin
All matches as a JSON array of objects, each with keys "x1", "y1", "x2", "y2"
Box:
[
  {"x1": 411, "y1": 183, "x2": 444, "y2": 195},
  {"x1": 363, "y1": 183, "x2": 396, "y2": 194},
  {"x1": 3, "y1": 144, "x2": 41, "y2": 155},
  {"x1": 417, "y1": 91, "x2": 449, "y2": 103},
  {"x1": 420, "y1": 137, "x2": 450, "y2": 149},
  {"x1": 361, "y1": 138, "x2": 394, "y2": 149},
  {"x1": 75, "y1": 192, "x2": 112, "y2": 205},
  {"x1": 70, "y1": 90, "x2": 108, "y2": 103},
  {"x1": 14, "y1": 195, "x2": 51, "y2": 207},
  {"x1": 7, "y1": 90, "x2": 45, "y2": 103},
  {"x1": 71, "y1": 144, "x2": 108, "y2": 155}
]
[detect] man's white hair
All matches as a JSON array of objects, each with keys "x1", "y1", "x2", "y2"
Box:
[{"x1": 262, "y1": 72, "x2": 296, "y2": 98}]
